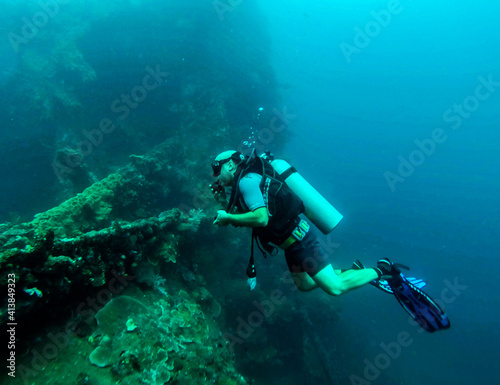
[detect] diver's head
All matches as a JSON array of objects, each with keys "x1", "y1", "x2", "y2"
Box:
[{"x1": 212, "y1": 150, "x2": 244, "y2": 186}]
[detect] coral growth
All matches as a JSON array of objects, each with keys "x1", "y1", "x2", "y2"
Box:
[
  {"x1": 31, "y1": 172, "x2": 123, "y2": 238},
  {"x1": 0, "y1": 1, "x2": 285, "y2": 384},
  {"x1": 0, "y1": 205, "x2": 205, "y2": 324},
  {"x1": 87, "y1": 291, "x2": 247, "y2": 385},
  {"x1": 178, "y1": 208, "x2": 206, "y2": 232}
]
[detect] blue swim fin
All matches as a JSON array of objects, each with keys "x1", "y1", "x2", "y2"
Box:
[
  {"x1": 353, "y1": 260, "x2": 451, "y2": 332},
  {"x1": 376, "y1": 276, "x2": 427, "y2": 294},
  {"x1": 388, "y1": 270, "x2": 450, "y2": 332},
  {"x1": 353, "y1": 260, "x2": 425, "y2": 293}
]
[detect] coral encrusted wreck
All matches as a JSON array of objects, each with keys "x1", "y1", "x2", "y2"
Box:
[{"x1": 0, "y1": 137, "x2": 247, "y2": 384}]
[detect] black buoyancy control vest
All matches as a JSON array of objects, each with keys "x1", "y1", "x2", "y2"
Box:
[{"x1": 226, "y1": 153, "x2": 305, "y2": 248}]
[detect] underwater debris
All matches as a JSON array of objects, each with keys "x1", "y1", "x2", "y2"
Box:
[
  {"x1": 0, "y1": 1, "x2": 286, "y2": 383},
  {"x1": 1, "y1": 138, "x2": 206, "y2": 263},
  {"x1": 0, "y1": 206, "x2": 205, "y2": 326}
]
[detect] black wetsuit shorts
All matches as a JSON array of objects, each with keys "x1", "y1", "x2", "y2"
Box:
[{"x1": 284, "y1": 227, "x2": 330, "y2": 276}]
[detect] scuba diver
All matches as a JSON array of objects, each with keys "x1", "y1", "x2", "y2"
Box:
[{"x1": 210, "y1": 149, "x2": 450, "y2": 332}]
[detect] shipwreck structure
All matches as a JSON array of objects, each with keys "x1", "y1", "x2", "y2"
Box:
[{"x1": 0, "y1": 2, "x2": 326, "y2": 385}]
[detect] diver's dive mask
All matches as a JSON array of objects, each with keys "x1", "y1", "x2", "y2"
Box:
[
  {"x1": 211, "y1": 158, "x2": 231, "y2": 177},
  {"x1": 211, "y1": 152, "x2": 244, "y2": 177}
]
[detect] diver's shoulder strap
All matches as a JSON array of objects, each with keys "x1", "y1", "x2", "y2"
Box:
[{"x1": 226, "y1": 150, "x2": 264, "y2": 212}]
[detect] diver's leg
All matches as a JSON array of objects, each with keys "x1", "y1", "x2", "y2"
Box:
[
  {"x1": 291, "y1": 272, "x2": 318, "y2": 291},
  {"x1": 311, "y1": 264, "x2": 379, "y2": 296}
]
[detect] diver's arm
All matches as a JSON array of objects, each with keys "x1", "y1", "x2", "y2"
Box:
[{"x1": 214, "y1": 207, "x2": 268, "y2": 227}]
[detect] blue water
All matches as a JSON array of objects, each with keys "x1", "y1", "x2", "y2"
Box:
[{"x1": 257, "y1": 1, "x2": 500, "y2": 384}]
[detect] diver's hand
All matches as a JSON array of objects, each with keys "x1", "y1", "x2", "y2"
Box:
[{"x1": 213, "y1": 210, "x2": 231, "y2": 226}]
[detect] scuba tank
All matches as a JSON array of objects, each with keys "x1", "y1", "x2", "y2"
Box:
[{"x1": 267, "y1": 156, "x2": 343, "y2": 234}]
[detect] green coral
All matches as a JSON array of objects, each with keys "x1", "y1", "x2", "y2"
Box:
[
  {"x1": 31, "y1": 172, "x2": 123, "y2": 238},
  {"x1": 87, "y1": 289, "x2": 246, "y2": 385}
]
